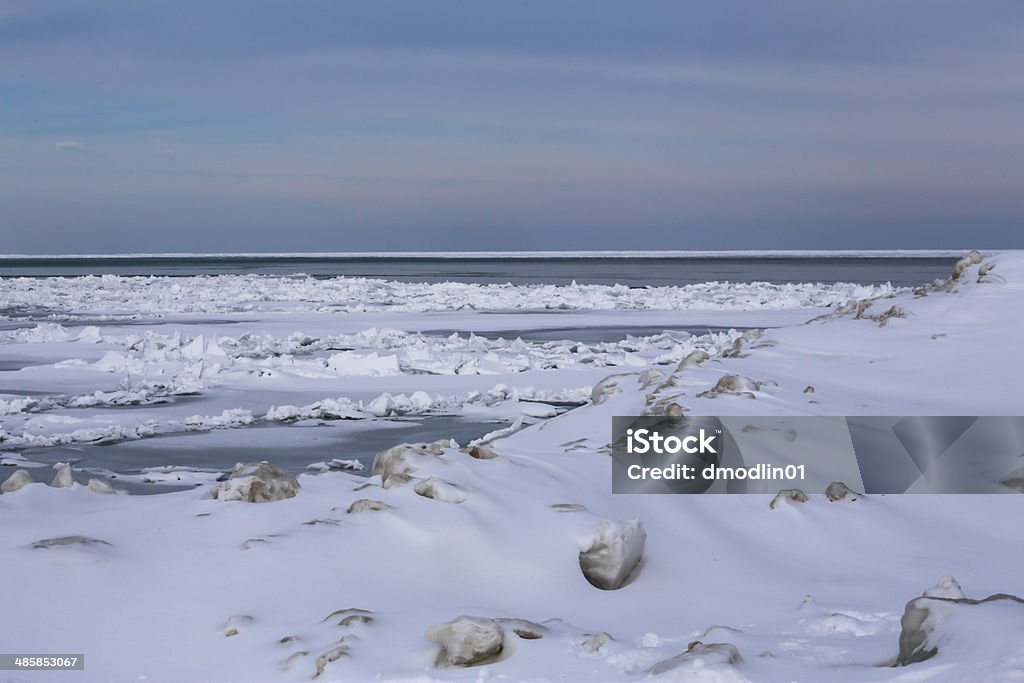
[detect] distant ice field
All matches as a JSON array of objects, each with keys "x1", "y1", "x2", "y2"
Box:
[{"x1": 0, "y1": 255, "x2": 936, "y2": 491}]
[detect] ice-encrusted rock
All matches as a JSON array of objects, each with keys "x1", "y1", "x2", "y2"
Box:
[
  {"x1": 495, "y1": 618, "x2": 546, "y2": 640},
  {"x1": 321, "y1": 607, "x2": 372, "y2": 624},
  {"x1": 663, "y1": 402, "x2": 686, "y2": 416},
  {"x1": 372, "y1": 442, "x2": 446, "y2": 486},
  {"x1": 870, "y1": 305, "x2": 906, "y2": 326},
  {"x1": 825, "y1": 481, "x2": 859, "y2": 502},
  {"x1": 648, "y1": 640, "x2": 742, "y2": 675},
  {"x1": 346, "y1": 498, "x2": 390, "y2": 513},
  {"x1": 638, "y1": 368, "x2": 664, "y2": 389},
  {"x1": 698, "y1": 374, "x2": 764, "y2": 398},
  {"x1": 381, "y1": 472, "x2": 414, "y2": 489},
  {"x1": 50, "y1": 464, "x2": 76, "y2": 488},
  {"x1": 426, "y1": 616, "x2": 504, "y2": 667},
  {"x1": 579, "y1": 518, "x2": 646, "y2": 590},
  {"x1": 1, "y1": 469, "x2": 34, "y2": 493},
  {"x1": 999, "y1": 467, "x2": 1024, "y2": 492},
  {"x1": 461, "y1": 444, "x2": 498, "y2": 460},
  {"x1": 222, "y1": 614, "x2": 254, "y2": 637},
  {"x1": 472, "y1": 416, "x2": 524, "y2": 444},
  {"x1": 721, "y1": 329, "x2": 762, "y2": 358},
  {"x1": 977, "y1": 261, "x2": 999, "y2": 282},
  {"x1": 580, "y1": 631, "x2": 613, "y2": 653},
  {"x1": 210, "y1": 462, "x2": 300, "y2": 503},
  {"x1": 769, "y1": 488, "x2": 808, "y2": 509},
  {"x1": 915, "y1": 249, "x2": 986, "y2": 294},
  {"x1": 895, "y1": 576, "x2": 1024, "y2": 666},
  {"x1": 314, "y1": 642, "x2": 350, "y2": 677},
  {"x1": 414, "y1": 476, "x2": 467, "y2": 504},
  {"x1": 951, "y1": 249, "x2": 983, "y2": 280},
  {"x1": 87, "y1": 478, "x2": 116, "y2": 494},
  {"x1": 676, "y1": 350, "x2": 710, "y2": 371},
  {"x1": 591, "y1": 373, "x2": 633, "y2": 405},
  {"x1": 339, "y1": 613, "x2": 373, "y2": 627},
  {"x1": 31, "y1": 535, "x2": 112, "y2": 549}
]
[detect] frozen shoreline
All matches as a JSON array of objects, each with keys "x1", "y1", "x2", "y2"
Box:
[{"x1": 0, "y1": 251, "x2": 1022, "y2": 682}]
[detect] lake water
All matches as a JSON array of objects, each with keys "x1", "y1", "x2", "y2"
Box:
[{"x1": 0, "y1": 254, "x2": 958, "y2": 286}]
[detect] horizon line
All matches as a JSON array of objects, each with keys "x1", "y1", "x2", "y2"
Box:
[{"x1": 0, "y1": 249, "x2": 992, "y2": 260}]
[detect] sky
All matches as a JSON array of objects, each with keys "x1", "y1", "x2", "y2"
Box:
[{"x1": 1, "y1": 1, "x2": 1022, "y2": 253}]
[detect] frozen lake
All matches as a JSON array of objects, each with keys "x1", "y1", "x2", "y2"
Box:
[{"x1": 0, "y1": 253, "x2": 942, "y2": 492}]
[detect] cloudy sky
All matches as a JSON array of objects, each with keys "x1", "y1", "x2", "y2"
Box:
[{"x1": 2, "y1": 1, "x2": 1022, "y2": 253}]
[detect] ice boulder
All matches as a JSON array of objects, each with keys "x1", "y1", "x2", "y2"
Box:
[
  {"x1": 414, "y1": 476, "x2": 467, "y2": 504},
  {"x1": 895, "y1": 577, "x2": 1024, "y2": 666},
  {"x1": 211, "y1": 462, "x2": 300, "y2": 503},
  {"x1": 426, "y1": 616, "x2": 505, "y2": 667},
  {"x1": 648, "y1": 640, "x2": 742, "y2": 675},
  {"x1": 676, "y1": 350, "x2": 710, "y2": 371},
  {"x1": 51, "y1": 464, "x2": 76, "y2": 488},
  {"x1": 381, "y1": 472, "x2": 414, "y2": 489},
  {"x1": 461, "y1": 444, "x2": 499, "y2": 460},
  {"x1": 87, "y1": 478, "x2": 116, "y2": 494},
  {"x1": 346, "y1": 499, "x2": 390, "y2": 513},
  {"x1": 372, "y1": 442, "x2": 446, "y2": 486},
  {"x1": 495, "y1": 618, "x2": 546, "y2": 640},
  {"x1": 579, "y1": 518, "x2": 646, "y2": 590},
  {"x1": 1, "y1": 470, "x2": 34, "y2": 493},
  {"x1": 769, "y1": 488, "x2": 808, "y2": 509},
  {"x1": 31, "y1": 535, "x2": 112, "y2": 550},
  {"x1": 314, "y1": 642, "x2": 350, "y2": 677},
  {"x1": 590, "y1": 373, "x2": 633, "y2": 405},
  {"x1": 698, "y1": 374, "x2": 764, "y2": 398},
  {"x1": 950, "y1": 249, "x2": 983, "y2": 280},
  {"x1": 580, "y1": 631, "x2": 613, "y2": 653},
  {"x1": 825, "y1": 481, "x2": 859, "y2": 502}
]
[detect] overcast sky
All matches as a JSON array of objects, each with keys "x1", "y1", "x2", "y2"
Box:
[{"x1": 2, "y1": 1, "x2": 1022, "y2": 253}]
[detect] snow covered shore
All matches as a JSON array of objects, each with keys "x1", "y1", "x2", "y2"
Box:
[{"x1": 1, "y1": 252, "x2": 1023, "y2": 682}]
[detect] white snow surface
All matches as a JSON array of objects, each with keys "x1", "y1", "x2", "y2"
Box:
[{"x1": 0, "y1": 252, "x2": 1022, "y2": 682}]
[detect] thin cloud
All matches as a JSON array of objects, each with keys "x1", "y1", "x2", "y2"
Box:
[{"x1": 55, "y1": 139, "x2": 85, "y2": 151}]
